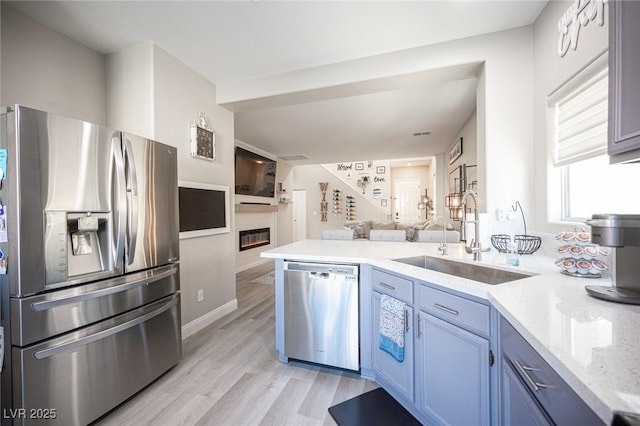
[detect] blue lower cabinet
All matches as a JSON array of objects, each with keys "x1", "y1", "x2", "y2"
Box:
[
  {"x1": 370, "y1": 270, "x2": 495, "y2": 425},
  {"x1": 416, "y1": 311, "x2": 491, "y2": 426},
  {"x1": 371, "y1": 290, "x2": 415, "y2": 403},
  {"x1": 500, "y1": 316, "x2": 604, "y2": 426},
  {"x1": 502, "y1": 358, "x2": 552, "y2": 426}
]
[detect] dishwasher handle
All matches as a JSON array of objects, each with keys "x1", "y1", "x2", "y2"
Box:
[{"x1": 284, "y1": 261, "x2": 359, "y2": 276}]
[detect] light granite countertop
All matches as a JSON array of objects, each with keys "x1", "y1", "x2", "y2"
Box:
[{"x1": 262, "y1": 239, "x2": 638, "y2": 424}]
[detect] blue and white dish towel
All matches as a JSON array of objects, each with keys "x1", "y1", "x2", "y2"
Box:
[{"x1": 379, "y1": 294, "x2": 405, "y2": 362}]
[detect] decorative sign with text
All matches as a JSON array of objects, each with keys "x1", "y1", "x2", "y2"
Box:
[{"x1": 558, "y1": 0, "x2": 607, "y2": 57}]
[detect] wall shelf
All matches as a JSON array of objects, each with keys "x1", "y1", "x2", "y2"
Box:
[{"x1": 235, "y1": 204, "x2": 278, "y2": 213}]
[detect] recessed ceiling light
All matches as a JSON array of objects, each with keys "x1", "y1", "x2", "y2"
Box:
[{"x1": 413, "y1": 131, "x2": 431, "y2": 137}]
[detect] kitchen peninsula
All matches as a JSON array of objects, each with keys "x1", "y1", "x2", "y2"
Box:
[{"x1": 262, "y1": 239, "x2": 640, "y2": 425}]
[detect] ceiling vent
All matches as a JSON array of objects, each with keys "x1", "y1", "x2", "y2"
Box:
[
  {"x1": 413, "y1": 131, "x2": 431, "y2": 137},
  {"x1": 280, "y1": 154, "x2": 310, "y2": 161}
]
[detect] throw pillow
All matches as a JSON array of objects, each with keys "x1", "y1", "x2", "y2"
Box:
[
  {"x1": 405, "y1": 224, "x2": 423, "y2": 242},
  {"x1": 345, "y1": 221, "x2": 371, "y2": 239},
  {"x1": 352, "y1": 223, "x2": 366, "y2": 239}
]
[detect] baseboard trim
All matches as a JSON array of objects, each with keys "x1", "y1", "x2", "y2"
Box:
[
  {"x1": 181, "y1": 298, "x2": 238, "y2": 339},
  {"x1": 235, "y1": 258, "x2": 272, "y2": 273}
]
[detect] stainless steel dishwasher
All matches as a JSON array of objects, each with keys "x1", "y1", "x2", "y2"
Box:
[{"x1": 283, "y1": 261, "x2": 359, "y2": 371}]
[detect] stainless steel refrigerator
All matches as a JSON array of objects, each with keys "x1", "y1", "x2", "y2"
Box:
[{"x1": 0, "y1": 105, "x2": 181, "y2": 425}]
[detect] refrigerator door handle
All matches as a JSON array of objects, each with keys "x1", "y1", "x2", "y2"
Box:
[
  {"x1": 124, "y1": 137, "x2": 139, "y2": 265},
  {"x1": 112, "y1": 136, "x2": 127, "y2": 268},
  {"x1": 33, "y1": 295, "x2": 178, "y2": 360},
  {"x1": 30, "y1": 265, "x2": 177, "y2": 311}
]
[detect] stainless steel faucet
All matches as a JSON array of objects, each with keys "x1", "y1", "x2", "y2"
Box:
[
  {"x1": 432, "y1": 215, "x2": 448, "y2": 255},
  {"x1": 461, "y1": 190, "x2": 482, "y2": 261}
]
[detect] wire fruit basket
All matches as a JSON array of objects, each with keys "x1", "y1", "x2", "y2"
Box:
[{"x1": 490, "y1": 201, "x2": 541, "y2": 255}]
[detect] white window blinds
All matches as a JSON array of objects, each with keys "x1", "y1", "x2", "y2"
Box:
[{"x1": 553, "y1": 67, "x2": 608, "y2": 166}]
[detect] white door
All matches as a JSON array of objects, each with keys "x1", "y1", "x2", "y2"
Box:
[
  {"x1": 292, "y1": 190, "x2": 307, "y2": 241},
  {"x1": 394, "y1": 179, "x2": 421, "y2": 223}
]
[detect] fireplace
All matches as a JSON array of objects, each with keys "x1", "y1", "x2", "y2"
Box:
[{"x1": 239, "y1": 227, "x2": 271, "y2": 252}]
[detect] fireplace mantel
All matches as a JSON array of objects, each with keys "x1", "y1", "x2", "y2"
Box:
[{"x1": 235, "y1": 204, "x2": 278, "y2": 213}]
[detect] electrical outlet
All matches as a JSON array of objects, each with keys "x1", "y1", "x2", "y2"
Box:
[
  {"x1": 197, "y1": 289, "x2": 204, "y2": 302},
  {"x1": 496, "y1": 207, "x2": 513, "y2": 221}
]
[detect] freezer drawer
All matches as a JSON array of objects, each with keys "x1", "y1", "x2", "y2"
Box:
[
  {"x1": 11, "y1": 294, "x2": 181, "y2": 426},
  {"x1": 11, "y1": 264, "x2": 179, "y2": 346},
  {"x1": 283, "y1": 261, "x2": 359, "y2": 371}
]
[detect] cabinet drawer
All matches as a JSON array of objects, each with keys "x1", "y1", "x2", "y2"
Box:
[
  {"x1": 501, "y1": 317, "x2": 603, "y2": 425},
  {"x1": 371, "y1": 269, "x2": 413, "y2": 303},
  {"x1": 417, "y1": 284, "x2": 490, "y2": 336}
]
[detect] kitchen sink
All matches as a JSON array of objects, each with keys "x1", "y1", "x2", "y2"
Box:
[{"x1": 393, "y1": 255, "x2": 531, "y2": 285}]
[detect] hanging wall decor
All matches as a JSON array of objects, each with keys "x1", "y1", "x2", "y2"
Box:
[
  {"x1": 190, "y1": 112, "x2": 215, "y2": 161},
  {"x1": 332, "y1": 189, "x2": 342, "y2": 214},
  {"x1": 345, "y1": 195, "x2": 356, "y2": 220},
  {"x1": 319, "y1": 182, "x2": 329, "y2": 222},
  {"x1": 448, "y1": 137, "x2": 463, "y2": 165},
  {"x1": 357, "y1": 176, "x2": 369, "y2": 194},
  {"x1": 557, "y1": 0, "x2": 607, "y2": 57}
]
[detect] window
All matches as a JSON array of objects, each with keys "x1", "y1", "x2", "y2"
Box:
[
  {"x1": 549, "y1": 52, "x2": 640, "y2": 222},
  {"x1": 563, "y1": 155, "x2": 640, "y2": 219}
]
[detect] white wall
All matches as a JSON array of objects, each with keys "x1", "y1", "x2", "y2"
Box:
[
  {"x1": 153, "y1": 45, "x2": 236, "y2": 326},
  {"x1": 443, "y1": 110, "x2": 486, "y2": 232},
  {"x1": 446, "y1": 109, "x2": 477, "y2": 188},
  {"x1": 532, "y1": 1, "x2": 608, "y2": 233},
  {"x1": 106, "y1": 42, "x2": 154, "y2": 138},
  {"x1": 275, "y1": 160, "x2": 294, "y2": 246},
  {"x1": 1, "y1": 5, "x2": 106, "y2": 124}
]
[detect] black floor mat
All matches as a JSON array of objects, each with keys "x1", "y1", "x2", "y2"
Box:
[{"x1": 328, "y1": 388, "x2": 422, "y2": 426}]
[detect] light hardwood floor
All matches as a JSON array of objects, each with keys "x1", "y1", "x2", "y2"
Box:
[{"x1": 96, "y1": 261, "x2": 377, "y2": 426}]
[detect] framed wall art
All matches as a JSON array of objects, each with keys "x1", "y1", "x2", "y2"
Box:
[
  {"x1": 449, "y1": 137, "x2": 463, "y2": 165},
  {"x1": 178, "y1": 181, "x2": 230, "y2": 238},
  {"x1": 191, "y1": 112, "x2": 215, "y2": 161}
]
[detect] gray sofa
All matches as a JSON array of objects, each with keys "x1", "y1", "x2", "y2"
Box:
[{"x1": 321, "y1": 220, "x2": 460, "y2": 242}]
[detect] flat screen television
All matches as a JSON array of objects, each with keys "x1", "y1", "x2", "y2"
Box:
[
  {"x1": 178, "y1": 181, "x2": 230, "y2": 239},
  {"x1": 234, "y1": 147, "x2": 277, "y2": 198}
]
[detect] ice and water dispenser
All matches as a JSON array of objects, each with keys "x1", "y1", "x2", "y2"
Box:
[{"x1": 44, "y1": 211, "x2": 116, "y2": 285}]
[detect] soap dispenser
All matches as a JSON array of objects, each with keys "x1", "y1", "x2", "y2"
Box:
[{"x1": 506, "y1": 242, "x2": 520, "y2": 267}]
